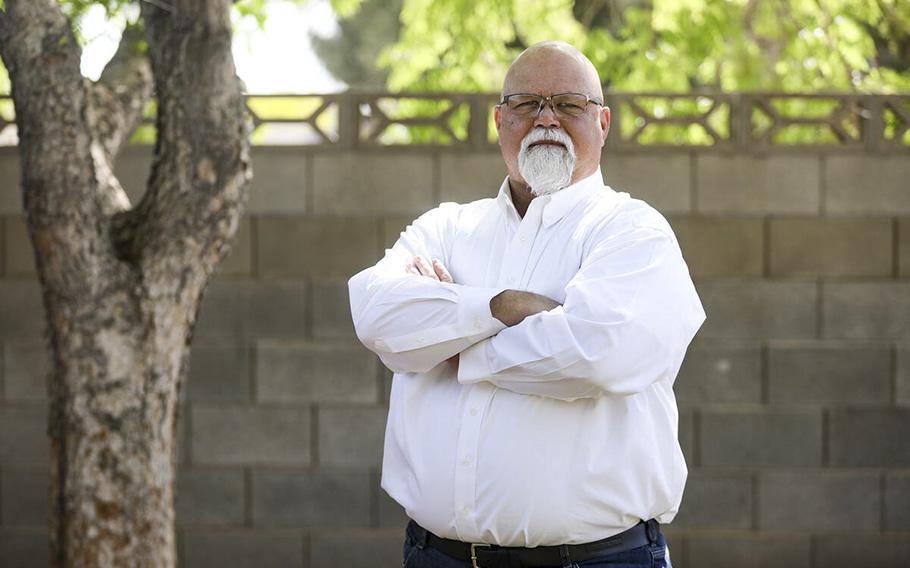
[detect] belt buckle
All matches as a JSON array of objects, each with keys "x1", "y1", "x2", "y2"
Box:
[{"x1": 470, "y1": 543, "x2": 491, "y2": 568}]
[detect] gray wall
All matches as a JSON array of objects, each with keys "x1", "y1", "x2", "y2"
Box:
[{"x1": 1, "y1": 144, "x2": 909, "y2": 567}]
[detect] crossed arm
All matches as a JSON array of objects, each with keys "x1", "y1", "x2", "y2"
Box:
[
  {"x1": 405, "y1": 254, "x2": 560, "y2": 328},
  {"x1": 348, "y1": 206, "x2": 705, "y2": 401}
]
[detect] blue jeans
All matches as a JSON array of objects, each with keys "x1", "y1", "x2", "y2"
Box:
[{"x1": 402, "y1": 520, "x2": 672, "y2": 568}]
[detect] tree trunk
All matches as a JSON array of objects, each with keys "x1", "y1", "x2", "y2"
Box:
[{"x1": 0, "y1": 1, "x2": 251, "y2": 566}]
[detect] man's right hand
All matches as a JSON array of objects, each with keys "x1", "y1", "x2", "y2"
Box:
[
  {"x1": 490, "y1": 290, "x2": 561, "y2": 327},
  {"x1": 406, "y1": 255, "x2": 454, "y2": 283}
]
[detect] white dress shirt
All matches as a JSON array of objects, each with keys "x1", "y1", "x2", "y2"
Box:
[{"x1": 348, "y1": 168, "x2": 706, "y2": 547}]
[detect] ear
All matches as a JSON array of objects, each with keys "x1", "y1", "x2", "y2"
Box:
[
  {"x1": 600, "y1": 106, "x2": 611, "y2": 147},
  {"x1": 494, "y1": 104, "x2": 503, "y2": 144}
]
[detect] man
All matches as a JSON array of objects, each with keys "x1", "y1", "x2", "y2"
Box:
[{"x1": 349, "y1": 41, "x2": 705, "y2": 568}]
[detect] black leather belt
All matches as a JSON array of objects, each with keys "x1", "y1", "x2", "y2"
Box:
[{"x1": 411, "y1": 518, "x2": 660, "y2": 568}]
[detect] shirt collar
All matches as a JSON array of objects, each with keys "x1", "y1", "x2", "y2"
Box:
[{"x1": 495, "y1": 168, "x2": 608, "y2": 227}]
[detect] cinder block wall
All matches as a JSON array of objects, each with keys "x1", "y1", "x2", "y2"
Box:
[{"x1": 1, "y1": 145, "x2": 909, "y2": 567}]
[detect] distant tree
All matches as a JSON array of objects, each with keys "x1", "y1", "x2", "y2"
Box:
[
  {"x1": 311, "y1": 0, "x2": 402, "y2": 90},
  {"x1": 329, "y1": 0, "x2": 910, "y2": 93}
]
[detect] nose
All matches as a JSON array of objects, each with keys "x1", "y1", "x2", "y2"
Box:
[{"x1": 533, "y1": 101, "x2": 562, "y2": 128}]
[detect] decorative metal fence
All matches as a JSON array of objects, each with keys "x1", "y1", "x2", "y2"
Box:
[{"x1": 1, "y1": 92, "x2": 908, "y2": 149}]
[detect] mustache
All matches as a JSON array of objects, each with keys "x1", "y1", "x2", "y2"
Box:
[{"x1": 520, "y1": 128, "x2": 573, "y2": 152}]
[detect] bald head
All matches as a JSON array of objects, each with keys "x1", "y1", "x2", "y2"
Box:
[{"x1": 502, "y1": 41, "x2": 603, "y2": 101}]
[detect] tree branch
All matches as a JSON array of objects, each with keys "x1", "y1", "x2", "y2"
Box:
[
  {"x1": 87, "y1": 23, "x2": 154, "y2": 217},
  {"x1": 130, "y1": 0, "x2": 251, "y2": 289},
  {"x1": 0, "y1": 0, "x2": 112, "y2": 294},
  {"x1": 90, "y1": 23, "x2": 154, "y2": 161}
]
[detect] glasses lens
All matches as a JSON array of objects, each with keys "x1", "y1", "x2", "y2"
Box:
[
  {"x1": 552, "y1": 94, "x2": 589, "y2": 116},
  {"x1": 506, "y1": 95, "x2": 543, "y2": 115}
]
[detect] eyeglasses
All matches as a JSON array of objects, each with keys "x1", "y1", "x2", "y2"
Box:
[{"x1": 499, "y1": 92, "x2": 604, "y2": 118}]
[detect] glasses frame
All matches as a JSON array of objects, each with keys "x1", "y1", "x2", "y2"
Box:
[{"x1": 498, "y1": 92, "x2": 605, "y2": 118}]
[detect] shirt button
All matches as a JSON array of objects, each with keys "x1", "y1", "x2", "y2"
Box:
[
  {"x1": 461, "y1": 456, "x2": 472, "y2": 465},
  {"x1": 519, "y1": 235, "x2": 527, "y2": 242},
  {"x1": 462, "y1": 506, "x2": 471, "y2": 515},
  {"x1": 473, "y1": 318, "x2": 483, "y2": 329},
  {"x1": 469, "y1": 407, "x2": 478, "y2": 416}
]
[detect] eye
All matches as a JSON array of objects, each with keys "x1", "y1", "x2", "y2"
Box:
[{"x1": 556, "y1": 102, "x2": 585, "y2": 114}]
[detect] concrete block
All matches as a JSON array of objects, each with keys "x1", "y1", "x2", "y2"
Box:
[
  {"x1": 815, "y1": 535, "x2": 910, "y2": 568},
  {"x1": 317, "y1": 406, "x2": 387, "y2": 467},
  {"x1": 312, "y1": 279, "x2": 356, "y2": 338},
  {"x1": 2, "y1": 341, "x2": 50, "y2": 401},
  {"x1": 829, "y1": 408, "x2": 910, "y2": 467},
  {"x1": 439, "y1": 153, "x2": 506, "y2": 204},
  {"x1": 112, "y1": 146, "x2": 152, "y2": 203},
  {"x1": 0, "y1": 468, "x2": 48, "y2": 527},
  {"x1": 768, "y1": 341, "x2": 891, "y2": 404},
  {"x1": 257, "y1": 216, "x2": 379, "y2": 278},
  {"x1": 0, "y1": 281, "x2": 45, "y2": 341},
  {"x1": 899, "y1": 342, "x2": 910, "y2": 405},
  {"x1": 700, "y1": 408, "x2": 822, "y2": 467},
  {"x1": 604, "y1": 153, "x2": 692, "y2": 214},
  {"x1": 758, "y1": 471, "x2": 879, "y2": 530},
  {"x1": 668, "y1": 216, "x2": 763, "y2": 277},
  {"x1": 0, "y1": 529, "x2": 51, "y2": 568},
  {"x1": 672, "y1": 471, "x2": 752, "y2": 529},
  {"x1": 687, "y1": 534, "x2": 811, "y2": 568},
  {"x1": 823, "y1": 282, "x2": 910, "y2": 339},
  {"x1": 175, "y1": 468, "x2": 245, "y2": 526},
  {"x1": 187, "y1": 342, "x2": 250, "y2": 402},
  {"x1": 191, "y1": 404, "x2": 311, "y2": 465},
  {"x1": 256, "y1": 341, "x2": 379, "y2": 404},
  {"x1": 214, "y1": 216, "x2": 252, "y2": 277},
  {"x1": 176, "y1": 404, "x2": 188, "y2": 466},
  {"x1": 769, "y1": 217, "x2": 893, "y2": 277},
  {"x1": 252, "y1": 468, "x2": 371, "y2": 527},
  {"x1": 674, "y1": 340, "x2": 761, "y2": 404},
  {"x1": 678, "y1": 407, "x2": 695, "y2": 465},
  {"x1": 695, "y1": 155, "x2": 820, "y2": 214},
  {"x1": 884, "y1": 473, "x2": 910, "y2": 530},
  {"x1": 0, "y1": 403, "x2": 48, "y2": 466},
  {"x1": 2, "y1": 215, "x2": 36, "y2": 276},
  {"x1": 694, "y1": 280, "x2": 817, "y2": 339},
  {"x1": 0, "y1": 150, "x2": 23, "y2": 214},
  {"x1": 661, "y1": 534, "x2": 685, "y2": 568},
  {"x1": 194, "y1": 280, "x2": 306, "y2": 339},
  {"x1": 248, "y1": 147, "x2": 308, "y2": 213},
  {"x1": 310, "y1": 529, "x2": 403, "y2": 568},
  {"x1": 182, "y1": 530, "x2": 305, "y2": 568},
  {"x1": 378, "y1": 489, "x2": 409, "y2": 529},
  {"x1": 313, "y1": 153, "x2": 434, "y2": 216},
  {"x1": 899, "y1": 218, "x2": 910, "y2": 278},
  {"x1": 826, "y1": 155, "x2": 910, "y2": 214}
]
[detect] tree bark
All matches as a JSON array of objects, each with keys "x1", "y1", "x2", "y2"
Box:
[{"x1": 0, "y1": 0, "x2": 251, "y2": 565}]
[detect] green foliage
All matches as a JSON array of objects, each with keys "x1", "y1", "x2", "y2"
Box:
[
  {"x1": 312, "y1": 0, "x2": 402, "y2": 89},
  {"x1": 333, "y1": 0, "x2": 910, "y2": 94},
  {"x1": 324, "y1": 0, "x2": 910, "y2": 144}
]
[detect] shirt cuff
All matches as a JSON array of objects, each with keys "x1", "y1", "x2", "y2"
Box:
[
  {"x1": 458, "y1": 337, "x2": 493, "y2": 384},
  {"x1": 457, "y1": 286, "x2": 508, "y2": 337}
]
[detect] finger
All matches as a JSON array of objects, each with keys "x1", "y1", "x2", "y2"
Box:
[
  {"x1": 405, "y1": 262, "x2": 420, "y2": 276},
  {"x1": 432, "y1": 258, "x2": 454, "y2": 283},
  {"x1": 414, "y1": 255, "x2": 439, "y2": 280}
]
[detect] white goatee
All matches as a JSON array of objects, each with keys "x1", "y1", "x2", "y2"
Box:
[{"x1": 517, "y1": 128, "x2": 576, "y2": 196}]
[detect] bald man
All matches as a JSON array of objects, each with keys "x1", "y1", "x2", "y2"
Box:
[{"x1": 349, "y1": 41, "x2": 704, "y2": 568}]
